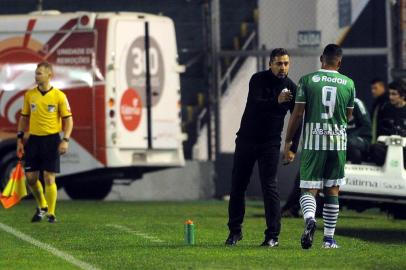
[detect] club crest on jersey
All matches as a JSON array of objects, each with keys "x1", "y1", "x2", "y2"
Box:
[
  {"x1": 48, "y1": 105, "x2": 56, "y2": 112},
  {"x1": 312, "y1": 75, "x2": 321, "y2": 82},
  {"x1": 30, "y1": 103, "x2": 37, "y2": 112}
]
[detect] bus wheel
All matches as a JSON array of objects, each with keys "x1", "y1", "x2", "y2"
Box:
[
  {"x1": 64, "y1": 178, "x2": 113, "y2": 200},
  {"x1": 391, "y1": 204, "x2": 406, "y2": 220}
]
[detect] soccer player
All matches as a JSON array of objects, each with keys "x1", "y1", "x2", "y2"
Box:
[
  {"x1": 283, "y1": 44, "x2": 355, "y2": 249},
  {"x1": 16, "y1": 61, "x2": 73, "y2": 223}
]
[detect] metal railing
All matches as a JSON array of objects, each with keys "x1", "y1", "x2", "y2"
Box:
[
  {"x1": 196, "y1": 30, "x2": 257, "y2": 139},
  {"x1": 219, "y1": 30, "x2": 257, "y2": 94}
]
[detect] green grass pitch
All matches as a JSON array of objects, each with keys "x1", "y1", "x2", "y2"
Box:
[{"x1": 0, "y1": 200, "x2": 405, "y2": 270}]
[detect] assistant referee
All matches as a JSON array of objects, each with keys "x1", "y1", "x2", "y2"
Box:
[{"x1": 16, "y1": 61, "x2": 73, "y2": 223}]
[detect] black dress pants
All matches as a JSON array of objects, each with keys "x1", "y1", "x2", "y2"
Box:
[{"x1": 227, "y1": 137, "x2": 281, "y2": 239}]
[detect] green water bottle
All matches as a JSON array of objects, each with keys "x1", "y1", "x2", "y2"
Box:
[{"x1": 184, "y1": 219, "x2": 195, "y2": 245}]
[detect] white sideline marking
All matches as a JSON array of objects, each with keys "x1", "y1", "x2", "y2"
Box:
[
  {"x1": 106, "y1": 224, "x2": 164, "y2": 243},
  {"x1": 0, "y1": 222, "x2": 100, "y2": 270}
]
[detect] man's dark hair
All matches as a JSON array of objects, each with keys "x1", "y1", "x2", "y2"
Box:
[
  {"x1": 322, "y1": 44, "x2": 342, "y2": 66},
  {"x1": 370, "y1": 77, "x2": 385, "y2": 85},
  {"x1": 388, "y1": 80, "x2": 406, "y2": 97},
  {"x1": 269, "y1": 48, "x2": 289, "y2": 64},
  {"x1": 37, "y1": 61, "x2": 53, "y2": 72}
]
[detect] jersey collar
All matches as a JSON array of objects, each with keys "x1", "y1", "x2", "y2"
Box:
[
  {"x1": 37, "y1": 86, "x2": 54, "y2": 96},
  {"x1": 318, "y1": 69, "x2": 339, "y2": 73}
]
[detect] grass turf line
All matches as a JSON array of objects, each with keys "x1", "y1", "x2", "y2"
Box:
[{"x1": 0, "y1": 200, "x2": 405, "y2": 270}]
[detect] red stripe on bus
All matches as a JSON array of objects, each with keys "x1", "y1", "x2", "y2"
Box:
[{"x1": 23, "y1": 19, "x2": 36, "y2": 48}]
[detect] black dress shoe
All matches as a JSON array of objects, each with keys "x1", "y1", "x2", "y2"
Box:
[
  {"x1": 225, "y1": 232, "x2": 243, "y2": 246},
  {"x1": 260, "y1": 238, "x2": 279, "y2": 247}
]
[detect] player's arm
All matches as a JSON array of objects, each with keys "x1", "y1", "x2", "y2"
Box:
[
  {"x1": 17, "y1": 114, "x2": 29, "y2": 133},
  {"x1": 16, "y1": 93, "x2": 30, "y2": 157},
  {"x1": 347, "y1": 83, "x2": 356, "y2": 122},
  {"x1": 248, "y1": 74, "x2": 290, "y2": 108},
  {"x1": 284, "y1": 77, "x2": 306, "y2": 162},
  {"x1": 248, "y1": 75, "x2": 273, "y2": 108},
  {"x1": 59, "y1": 93, "x2": 73, "y2": 155},
  {"x1": 284, "y1": 103, "x2": 305, "y2": 163},
  {"x1": 289, "y1": 82, "x2": 303, "y2": 153},
  {"x1": 286, "y1": 103, "x2": 305, "y2": 144},
  {"x1": 248, "y1": 75, "x2": 265, "y2": 104},
  {"x1": 346, "y1": 108, "x2": 353, "y2": 122},
  {"x1": 290, "y1": 116, "x2": 302, "y2": 153},
  {"x1": 59, "y1": 116, "x2": 73, "y2": 155},
  {"x1": 62, "y1": 116, "x2": 73, "y2": 140},
  {"x1": 16, "y1": 115, "x2": 29, "y2": 157}
]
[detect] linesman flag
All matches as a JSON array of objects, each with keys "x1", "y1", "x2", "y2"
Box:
[{"x1": 0, "y1": 160, "x2": 27, "y2": 208}]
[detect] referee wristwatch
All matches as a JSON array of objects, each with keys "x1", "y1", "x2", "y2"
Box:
[
  {"x1": 62, "y1": 137, "x2": 70, "y2": 142},
  {"x1": 17, "y1": 131, "x2": 24, "y2": 140}
]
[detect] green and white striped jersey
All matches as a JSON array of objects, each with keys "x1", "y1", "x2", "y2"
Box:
[{"x1": 296, "y1": 69, "x2": 356, "y2": 151}]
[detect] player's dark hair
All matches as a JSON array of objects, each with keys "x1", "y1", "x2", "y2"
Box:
[
  {"x1": 269, "y1": 48, "x2": 289, "y2": 64},
  {"x1": 37, "y1": 61, "x2": 53, "y2": 73},
  {"x1": 370, "y1": 77, "x2": 385, "y2": 86},
  {"x1": 322, "y1": 44, "x2": 342, "y2": 66},
  {"x1": 388, "y1": 80, "x2": 406, "y2": 97}
]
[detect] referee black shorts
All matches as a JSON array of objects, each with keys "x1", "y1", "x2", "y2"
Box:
[{"x1": 24, "y1": 133, "x2": 61, "y2": 173}]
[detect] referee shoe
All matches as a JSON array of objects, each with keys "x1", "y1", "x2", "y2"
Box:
[
  {"x1": 31, "y1": 207, "x2": 48, "y2": 222},
  {"x1": 47, "y1": 214, "x2": 57, "y2": 223}
]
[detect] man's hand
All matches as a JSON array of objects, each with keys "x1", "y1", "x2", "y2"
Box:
[
  {"x1": 59, "y1": 140, "x2": 69, "y2": 155},
  {"x1": 283, "y1": 142, "x2": 295, "y2": 165},
  {"x1": 278, "y1": 89, "x2": 293, "y2": 104},
  {"x1": 16, "y1": 139, "x2": 24, "y2": 158}
]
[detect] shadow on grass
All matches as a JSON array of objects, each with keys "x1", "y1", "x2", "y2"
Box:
[
  {"x1": 336, "y1": 227, "x2": 406, "y2": 244},
  {"x1": 128, "y1": 243, "x2": 284, "y2": 249},
  {"x1": 250, "y1": 213, "x2": 305, "y2": 219},
  {"x1": 249, "y1": 213, "x2": 265, "y2": 218},
  {"x1": 339, "y1": 214, "x2": 378, "y2": 220}
]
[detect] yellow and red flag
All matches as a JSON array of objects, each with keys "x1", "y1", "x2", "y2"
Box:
[{"x1": 0, "y1": 161, "x2": 27, "y2": 208}]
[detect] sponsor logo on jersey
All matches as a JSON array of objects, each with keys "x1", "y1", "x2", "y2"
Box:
[
  {"x1": 30, "y1": 103, "x2": 37, "y2": 112},
  {"x1": 312, "y1": 126, "x2": 346, "y2": 136},
  {"x1": 48, "y1": 105, "x2": 56, "y2": 112},
  {"x1": 321, "y1": 76, "x2": 347, "y2": 85},
  {"x1": 312, "y1": 75, "x2": 321, "y2": 82}
]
